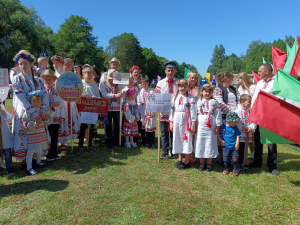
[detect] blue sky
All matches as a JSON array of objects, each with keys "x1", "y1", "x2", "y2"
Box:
[{"x1": 21, "y1": 0, "x2": 300, "y2": 76}]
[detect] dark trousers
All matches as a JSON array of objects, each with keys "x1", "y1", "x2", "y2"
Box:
[
  {"x1": 78, "y1": 123, "x2": 93, "y2": 148},
  {"x1": 160, "y1": 121, "x2": 173, "y2": 153},
  {"x1": 48, "y1": 124, "x2": 59, "y2": 157},
  {"x1": 253, "y1": 125, "x2": 277, "y2": 170},
  {"x1": 138, "y1": 120, "x2": 145, "y2": 139},
  {"x1": 223, "y1": 147, "x2": 239, "y2": 170},
  {"x1": 238, "y1": 142, "x2": 246, "y2": 166},
  {"x1": 106, "y1": 111, "x2": 120, "y2": 144},
  {"x1": 146, "y1": 131, "x2": 155, "y2": 145}
]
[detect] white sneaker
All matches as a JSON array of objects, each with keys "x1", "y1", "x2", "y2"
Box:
[
  {"x1": 125, "y1": 143, "x2": 131, "y2": 148},
  {"x1": 131, "y1": 142, "x2": 137, "y2": 147}
]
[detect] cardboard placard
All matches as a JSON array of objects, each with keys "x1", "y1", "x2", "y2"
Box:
[
  {"x1": 146, "y1": 94, "x2": 172, "y2": 112},
  {"x1": 76, "y1": 97, "x2": 109, "y2": 115},
  {"x1": 80, "y1": 112, "x2": 98, "y2": 124},
  {"x1": 113, "y1": 72, "x2": 130, "y2": 85}
]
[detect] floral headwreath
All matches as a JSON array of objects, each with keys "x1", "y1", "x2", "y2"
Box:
[
  {"x1": 202, "y1": 84, "x2": 215, "y2": 91},
  {"x1": 126, "y1": 88, "x2": 137, "y2": 97},
  {"x1": 51, "y1": 55, "x2": 64, "y2": 64},
  {"x1": 26, "y1": 90, "x2": 45, "y2": 102},
  {"x1": 130, "y1": 65, "x2": 141, "y2": 74},
  {"x1": 13, "y1": 51, "x2": 36, "y2": 64}
]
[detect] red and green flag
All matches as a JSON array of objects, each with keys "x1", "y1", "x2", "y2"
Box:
[
  {"x1": 272, "y1": 46, "x2": 287, "y2": 75},
  {"x1": 290, "y1": 36, "x2": 300, "y2": 77},
  {"x1": 184, "y1": 67, "x2": 190, "y2": 79}
]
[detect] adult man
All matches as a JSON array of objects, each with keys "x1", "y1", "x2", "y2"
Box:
[
  {"x1": 155, "y1": 61, "x2": 178, "y2": 159},
  {"x1": 249, "y1": 63, "x2": 279, "y2": 176},
  {"x1": 63, "y1": 57, "x2": 74, "y2": 72},
  {"x1": 99, "y1": 69, "x2": 123, "y2": 148},
  {"x1": 100, "y1": 57, "x2": 120, "y2": 83}
]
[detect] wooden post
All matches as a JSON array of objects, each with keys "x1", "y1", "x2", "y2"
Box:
[
  {"x1": 0, "y1": 120, "x2": 6, "y2": 169},
  {"x1": 87, "y1": 124, "x2": 91, "y2": 150},
  {"x1": 70, "y1": 105, "x2": 73, "y2": 153},
  {"x1": 119, "y1": 97, "x2": 122, "y2": 147},
  {"x1": 157, "y1": 115, "x2": 160, "y2": 163}
]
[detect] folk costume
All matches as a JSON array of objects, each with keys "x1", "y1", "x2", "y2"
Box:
[
  {"x1": 122, "y1": 99, "x2": 139, "y2": 137},
  {"x1": 169, "y1": 94, "x2": 197, "y2": 155},
  {"x1": 11, "y1": 51, "x2": 49, "y2": 161},
  {"x1": 195, "y1": 98, "x2": 222, "y2": 159}
]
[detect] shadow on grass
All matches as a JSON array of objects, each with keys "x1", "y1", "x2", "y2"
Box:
[
  {"x1": 290, "y1": 181, "x2": 300, "y2": 187},
  {"x1": 0, "y1": 179, "x2": 69, "y2": 197}
]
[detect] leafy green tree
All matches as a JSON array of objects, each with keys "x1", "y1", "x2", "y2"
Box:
[
  {"x1": 0, "y1": 0, "x2": 53, "y2": 68},
  {"x1": 51, "y1": 15, "x2": 105, "y2": 71},
  {"x1": 221, "y1": 53, "x2": 245, "y2": 74},
  {"x1": 141, "y1": 48, "x2": 161, "y2": 80},
  {"x1": 206, "y1": 44, "x2": 227, "y2": 74}
]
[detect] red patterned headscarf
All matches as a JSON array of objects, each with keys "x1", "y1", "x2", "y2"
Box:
[
  {"x1": 51, "y1": 55, "x2": 64, "y2": 64},
  {"x1": 130, "y1": 65, "x2": 141, "y2": 74}
]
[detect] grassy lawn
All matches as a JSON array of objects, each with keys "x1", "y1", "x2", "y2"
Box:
[{"x1": 1, "y1": 98, "x2": 300, "y2": 224}]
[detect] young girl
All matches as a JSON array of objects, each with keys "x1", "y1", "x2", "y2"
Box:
[
  {"x1": 195, "y1": 84, "x2": 222, "y2": 172},
  {"x1": 169, "y1": 79, "x2": 197, "y2": 169},
  {"x1": 22, "y1": 91, "x2": 52, "y2": 175},
  {"x1": 236, "y1": 72, "x2": 256, "y2": 97},
  {"x1": 187, "y1": 71, "x2": 201, "y2": 164},
  {"x1": 138, "y1": 78, "x2": 156, "y2": 148},
  {"x1": 122, "y1": 88, "x2": 139, "y2": 148}
]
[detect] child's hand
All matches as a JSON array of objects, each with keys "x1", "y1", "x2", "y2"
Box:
[
  {"x1": 36, "y1": 118, "x2": 43, "y2": 126},
  {"x1": 43, "y1": 114, "x2": 49, "y2": 121},
  {"x1": 60, "y1": 119, "x2": 64, "y2": 125},
  {"x1": 214, "y1": 126, "x2": 220, "y2": 135},
  {"x1": 40, "y1": 112, "x2": 47, "y2": 120},
  {"x1": 242, "y1": 126, "x2": 247, "y2": 131},
  {"x1": 235, "y1": 143, "x2": 239, "y2": 151},
  {"x1": 169, "y1": 122, "x2": 173, "y2": 132},
  {"x1": 115, "y1": 93, "x2": 122, "y2": 98},
  {"x1": 246, "y1": 128, "x2": 253, "y2": 133},
  {"x1": 220, "y1": 140, "x2": 226, "y2": 147},
  {"x1": 0, "y1": 122, "x2": 2, "y2": 129}
]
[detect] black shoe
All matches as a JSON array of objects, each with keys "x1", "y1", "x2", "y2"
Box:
[
  {"x1": 160, "y1": 152, "x2": 169, "y2": 159},
  {"x1": 6, "y1": 167, "x2": 15, "y2": 176},
  {"x1": 46, "y1": 155, "x2": 55, "y2": 161},
  {"x1": 37, "y1": 162, "x2": 46, "y2": 167},
  {"x1": 53, "y1": 154, "x2": 61, "y2": 160},
  {"x1": 144, "y1": 143, "x2": 149, "y2": 148},
  {"x1": 170, "y1": 154, "x2": 178, "y2": 159},
  {"x1": 198, "y1": 165, "x2": 205, "y2": 171},
  {"x1": 178, "y1": 162, "x2": 190, "y2": 170},
  {"x1": 206, "y1": 164, "x2": 212, "y2": 172},
  {"x1": 150, "y1": 144, "x2": 155, "y2": 149},
  {"x1": 175, "y1": 160, "x2": 182, "y2": 168},
  {"x1": 27, "y1": 168, "x2": 37, "y2": 175},
  {"x1": 248, "y1": 162, "x2": 262, "y2": 168}
]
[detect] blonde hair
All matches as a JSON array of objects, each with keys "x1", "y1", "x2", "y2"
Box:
[
  {"x1": 236, "y1": 72, "x2": 254, "y2": 93},
  {"x1": 82, "y1": 67, "x2": 93, "y2": 74},
  {"x1": 187, "y1": 71, "x2": 200, "y2": 98},
  {"x1": 172, "y1": 79, "x2": 190, "y2": 119},
  {"x1": 38, "y1": 56, "x2": 47, "y2": 62},
  {"x1": 217, "y1": 71, "x2": 233, "y2": 84},
  {"x1": 200, "y1": 84, "x2": 214, "y2": 100}
]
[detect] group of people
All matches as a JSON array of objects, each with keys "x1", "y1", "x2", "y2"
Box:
[{"x1": 0, "y1": 49, "x2": 279, "y2": 177}]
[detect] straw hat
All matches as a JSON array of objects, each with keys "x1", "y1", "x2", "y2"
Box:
[
  {"x1": 109, "y1": 57, "x2": 120, "y2": 64},
  {"x1": 40, "y1": 69, "x2": 57, "y2": 80}
]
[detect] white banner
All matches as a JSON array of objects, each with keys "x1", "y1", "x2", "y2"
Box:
[
  {"x1": 147, "y1": 94, "x2": 172, "y2": 112},
  {"x1": 80, "y1": 112, "x2": 98, "y2": 124},
  {"x1": 113, "y1": 72, "x2": 130, "y2": 85}
]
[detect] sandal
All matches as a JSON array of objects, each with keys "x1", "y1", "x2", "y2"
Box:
[
  {"x1": 198, "y1": 164, "x2": 205, "y2": 171},
  {"x1": 206, "y1": 164, "x2": 212, "y2": 172}
]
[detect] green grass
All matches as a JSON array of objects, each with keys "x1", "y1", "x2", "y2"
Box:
[{"x1": 1, "y1": 98, "x2": 300, "y2": 224}]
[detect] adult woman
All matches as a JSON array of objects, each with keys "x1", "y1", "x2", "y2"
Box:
[
  {"x1": 11, "y1": 50, "x2": 49, "y2": 165},
  {"x1": 213, "y1": 71, "x2": 240, "y2": 162},
  {"x1": 74, "y1": 65, "x2": 83, "y2": 79},
  {"x1": 93, "y1": 66, "x2": 101, "y2": 86},
  {"x1": 236, "y1": 72, "x2": 256, "y2": 97},
  {"x1": 187, "y1": 71, "x2": 201, "y2": 164}
]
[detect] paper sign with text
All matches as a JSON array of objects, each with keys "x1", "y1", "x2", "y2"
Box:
[
  {"x1": 80, "y1": 112, "x2": 98, "y2": 124},
  {"x1": 56, "y1": 72, "x2": 83, "y2": 102},
  {"x1": 76, "y1": 97, "x2": 109, "y2": 115},
  {"x1": 146, "y1": 94, "x2": 172, "y2": 112},
  {"x1": 113, "y1": 72, "x2": 130, "y2": 85}
]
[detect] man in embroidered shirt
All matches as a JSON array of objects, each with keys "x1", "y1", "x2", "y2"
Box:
[
  {"x1": 249, "y1": 63, "x2": 279, "y2": 176},
  {"x1": 100, "y1": 57, "x2": 120, "y2": 83},
  {"x1": 155, "y1": 61, "x2": 178, "y2": 159}
]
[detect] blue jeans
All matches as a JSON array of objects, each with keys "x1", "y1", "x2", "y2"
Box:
[
  {"x1": 3, "y1": 148, "x2": 13, "y2": 169},
  {"x1": 222, "y1": 147, "x2": 239, "y2": 170}
]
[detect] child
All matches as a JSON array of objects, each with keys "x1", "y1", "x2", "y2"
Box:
[
  {"x1": 37, "y1": 56, "x2": 48, "y2": 77},
  {"x1": 195, "y1": 84, "x2": 222, "y2": 172},
  {"x1": 51, "y1": 55, "x2": 65, "y2": 78},
  {"x1": 78, "y1": 67, "x2": 101, "y2": 150},
  {"x1": 41, "y1": 69, "x2": 65, "y2": 161},
  {"x1": 122, "y1": 88, "x2": 139, "y2": 148},
  {"x1": 236, "y1": 72, "x2": 256, "y2": 96},
  {"x1": 22, "y1": 91, "x2": 52, "y2": 175},
  {"x1": 0, "y1": 103, "x2": 15, "y2": 175},
  {"x1": 169, "y1": 79, "x2": 197, "y2": 170},
  {"x1": 138, "y1": 78, "x2": 156, "y2": 148},
  {"x1": 218, "y1": 112, "x2": 241, "y2": 177},
  {"x1": 235, "y1": 94, "x2": 257, "y2": 172}
]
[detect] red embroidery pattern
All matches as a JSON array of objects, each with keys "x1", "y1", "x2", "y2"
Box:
[{"x1": 167, "y1": 79, "x2": 174, "y2": 94}]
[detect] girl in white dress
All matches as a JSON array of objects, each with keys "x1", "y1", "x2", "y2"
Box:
[
  {"x1": 169, "y1": 79, "x2": 197, "y2": 170},
  {"x1": 196, "y1": 84, "x2": 222, "y2": 172}
]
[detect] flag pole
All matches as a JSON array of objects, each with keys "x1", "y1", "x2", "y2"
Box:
[
  {"x1": 87, "y1": 124, "x2": 90, "y2": 150},
  {"x1": 157, "y1": 114, "x2": 160, "y2": 163},
  {"x1": 70, "y1": 105, "x2": 73, "y2": 153},
  {"x1": 119, "y1": 96, "x2": 122, "y2": 147}
]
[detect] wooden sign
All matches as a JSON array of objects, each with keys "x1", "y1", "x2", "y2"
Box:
[
  {"x1": 76, "y1": 97, "x2": 109, "y2": 115},
  {"x1": 56, "y1": 72, "x2": 83, "y2": 102}
]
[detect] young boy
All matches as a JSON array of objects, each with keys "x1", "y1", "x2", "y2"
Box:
[
  {"x1": 0, "y1": 103, "x2": 15, "y2": 175},
  {"x1": 37, "y1": 57, "x2": 48, "y2": 77},
  {"x1": 235, "y1": 94, "x2": 257, "y2": 172},
  {"x1": 41, "y1": 69, "x2": 65, "y2": 161},
  {"x1": 137, "y1": 78, "x2": 156, "y2": 148},
  {"x1": 78, "y1": 67, "x2": 101, "y2": 150},
  {"x1": 218, "y1": 112, "x2": 241, "y2": 177}
]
